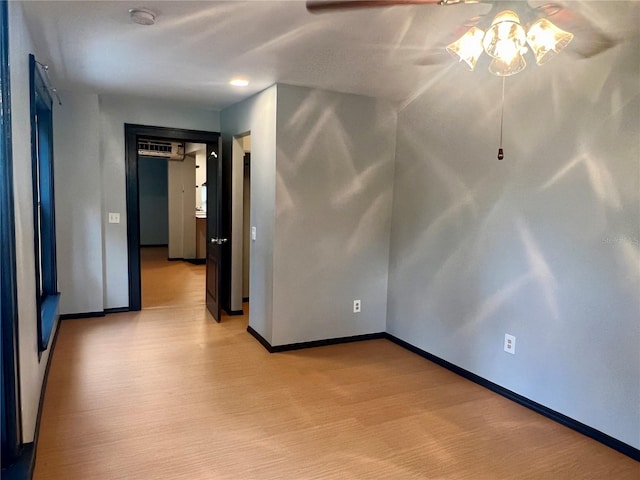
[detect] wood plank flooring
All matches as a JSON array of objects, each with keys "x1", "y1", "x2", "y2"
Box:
[
  {"x1": 33, "y1": 254, "x2": 639, "y2": 479},
  {"x1": 141, "y1": 246, "x2": 205, "y2": 309}
]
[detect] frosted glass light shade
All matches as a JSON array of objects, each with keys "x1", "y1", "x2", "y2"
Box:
[
  {"x1": 446, "y1": 26, "x2": 485, "y2": 71},
  {"x1": 482, "y1": 10, "x2": 527, "y2": 65},
  {"x1": 527, "y1": 18, "x2": 574, "y2": 65},
  {"x1": 488, "y1": 54, "x2": 526, "y2": 76}
]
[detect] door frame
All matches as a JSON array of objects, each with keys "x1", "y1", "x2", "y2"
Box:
[
  {"x1": 206, "y1": 142, "x2": 223, "y2": 321},
  {"x1": 1, "y1": 0, "x2": 23, "y2": 465},
  {"x1": 124, "y1": 124, "x2": 221, "y2": 311}
]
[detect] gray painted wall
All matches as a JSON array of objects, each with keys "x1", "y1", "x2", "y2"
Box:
[
  {"x1": 221, "y1": 84, "x2": 397, "y2": 347},
  {"x1": 387, "y1": 30, "x2": 640, "y2": 448},
  {"x1": 8, "y1": 1, "x2": 58, "y2": 443},
  {"x1": 221, "y1": 86, "x2": 277, "y2": 343},
  {"x1": 54, "y1": 91, "x2": 104, "y2": 316},
  {"x1": 139, "y1": 156, "x2": 168, "y2": 246},
  {"x1": 272, "y1": 84, "x2": 397, "y2": 345}
]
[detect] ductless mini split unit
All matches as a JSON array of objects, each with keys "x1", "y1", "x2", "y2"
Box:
[{"x1": 138, "y1": 139, "x2": 185, "y2": 161}]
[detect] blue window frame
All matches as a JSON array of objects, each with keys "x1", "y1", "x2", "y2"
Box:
[{"x1": 29, "y1": 54, "x2": 59, "y2": 352}]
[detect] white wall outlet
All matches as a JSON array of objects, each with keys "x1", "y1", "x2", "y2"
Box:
[
  {"x1": 108, "y1": 212, "x2": 120, "y2": 224},
  {"x1": 504, "y1": 334, "x2": 516, "y2": 354},
  {"x1": 353, "y1": 299, "x2": 361, "y2": 313}
]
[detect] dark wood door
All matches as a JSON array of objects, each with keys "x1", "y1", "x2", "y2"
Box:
[{"x1": 206, "y1": 140, "x2": 224, "y2": 322}]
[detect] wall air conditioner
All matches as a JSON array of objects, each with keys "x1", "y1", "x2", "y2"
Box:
[{"x1": 137, "y1": 139, "x2": 185, "y2": 161}]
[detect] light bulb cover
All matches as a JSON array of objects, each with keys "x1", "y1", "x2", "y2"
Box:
[
  {"x1": 446, "y1": 26, "x2": 485, "y2": 71},
  {"x1": 488, "y1": 54, "x2": 526, "y2": 77},
  {"x1": 482, "y1": 10, "x2": 527, "y2": 64},
  {"x1": 527, "y1": 18, "x2": 574, "y2": 65}
]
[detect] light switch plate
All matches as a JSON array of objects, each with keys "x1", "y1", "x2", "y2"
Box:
[
  {"x1": 108, "y1": 212, "x2": 120, "y2": 224},
  {"x1": 251, "y1": 226, "x2": 256, "y2": 241}
]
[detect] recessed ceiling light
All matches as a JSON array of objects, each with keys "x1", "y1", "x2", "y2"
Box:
[
  {"x1": 229, "y1": 78, "x2": 249, "y2": 87},
  {"x1": 129, "y1": 8, "x2": 156, "y2": 26}
]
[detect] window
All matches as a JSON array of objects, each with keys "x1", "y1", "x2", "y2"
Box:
[{"x1": 29, "y1": 54, "x2": 59, "y2": 352}]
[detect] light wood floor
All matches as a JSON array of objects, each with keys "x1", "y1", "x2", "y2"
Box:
[
  {"x1": 34, "y1": 256, "x2": 639, "y2": 479},
  {"x1": 141, "y1": 247, "x2": 205, "y2": 309}
]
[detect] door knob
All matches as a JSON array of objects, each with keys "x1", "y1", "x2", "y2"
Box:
[{"x1": 210, "y1": 238, "x2": 228, "y2": 245}]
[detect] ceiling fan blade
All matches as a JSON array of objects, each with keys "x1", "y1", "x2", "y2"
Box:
[
  {"x1": 306, "y1": 0, "x2": 475, "y2": 14},
  {"x1": 571, "y1": 32, "x2": 618, "y2": 59}
]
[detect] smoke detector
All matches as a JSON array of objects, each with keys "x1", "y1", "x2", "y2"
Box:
[{"x1": 129, "y1": 7, "x2": 156, "y2": 26}]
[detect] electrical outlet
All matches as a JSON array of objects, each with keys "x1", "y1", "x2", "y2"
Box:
[
  {"x1": 108, "y1": 212, "x2": 120, "y2": 224},
  {"x1": 353, "y1": 299, "x2": 361, "y2": 313},
  {"x1": 504, "y1": 334, "x2": 516, "y2": 355}
]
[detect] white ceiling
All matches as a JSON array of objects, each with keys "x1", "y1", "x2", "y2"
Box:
[{"x1": 20, "y1": 1, "x2": 639, "y2": 110}]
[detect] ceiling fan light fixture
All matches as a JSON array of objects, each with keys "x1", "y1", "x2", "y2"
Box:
[
  {"x1": 129, "y1": 7, "x2": 156, "y2": 26},
  {"x1": 446, "y1": 26, "x2": 485, "y2": 71},
  {"x1": 527, "y1": 18, "x2": 574, "y2": 65}
]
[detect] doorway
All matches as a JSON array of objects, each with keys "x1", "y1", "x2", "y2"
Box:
[
  {"x1": 124, "y1": 124, "x2": 222, "y2": 316},
  {"x1": 138, "y1": 142, "x2": 207, "y2": 309},
  {"x1": 229, "y1": 133, "x2": 251, "y2": 314}
]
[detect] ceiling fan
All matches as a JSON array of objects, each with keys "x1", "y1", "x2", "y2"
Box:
[
  {"x1": 306, "y1": 0, "x2": 618, "y2": 76},
  {"x1": 306, "y1": 1, "x2": 622, "y2": 160}
]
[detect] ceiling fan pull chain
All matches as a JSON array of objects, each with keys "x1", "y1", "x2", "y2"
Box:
[{"x1": 498, "y1": 76, "x2": 505, "y2": 160}]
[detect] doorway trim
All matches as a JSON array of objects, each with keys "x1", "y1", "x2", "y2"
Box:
[
  {"x1": 124, "y1": 124, "x2": 220, "y2": 311},
  {"x1": 1, "y1": 0, "x2": 23, "y2": 465}
]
